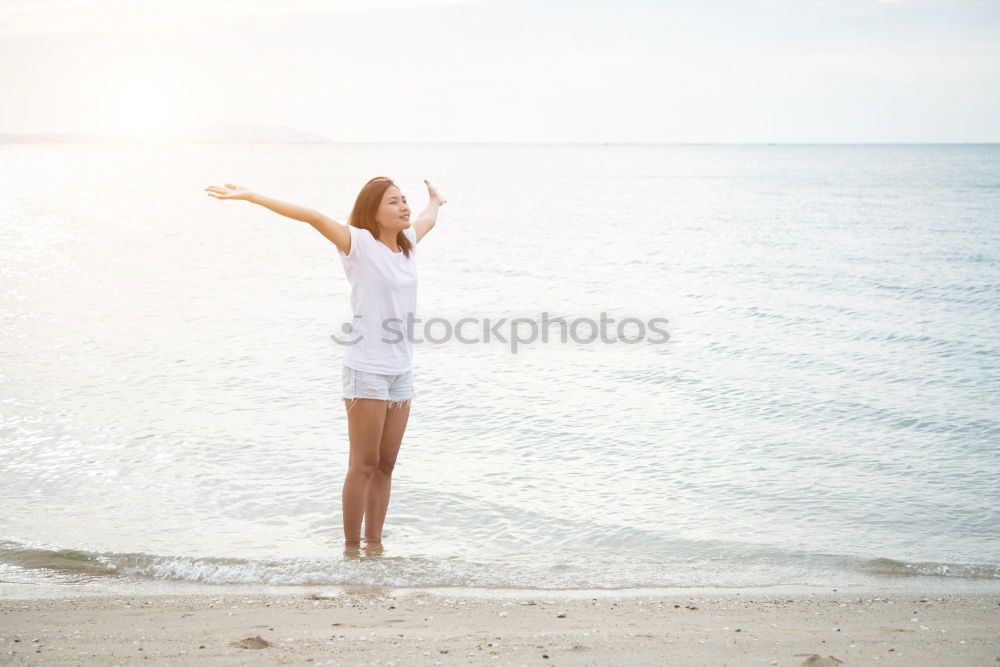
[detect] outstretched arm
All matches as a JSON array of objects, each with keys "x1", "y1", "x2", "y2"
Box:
[
  {"x1": 412, "y1": 179, "x2": 447, "y2": 243},
  {"x1": 204, "y1": 183, "x2": 351, "y2": 255}
]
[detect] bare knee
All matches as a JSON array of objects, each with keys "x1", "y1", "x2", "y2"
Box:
[
  {"x1": 348, "y1": 459, "x2": 379, "y2": 480},
  {"x1": 376, "y1": 458, "x2": 396, "y2": 476}
]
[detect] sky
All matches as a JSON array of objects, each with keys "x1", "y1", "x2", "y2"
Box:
[{"x1": 1, "y1": 0, "x2": 998, "y2": 142}]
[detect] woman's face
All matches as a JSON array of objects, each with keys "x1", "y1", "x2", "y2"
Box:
[{"x1": 376, "y1": 185, "x2": 411, "y2": 232}]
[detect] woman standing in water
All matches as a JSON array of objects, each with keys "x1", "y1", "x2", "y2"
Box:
[{"x1": 204, "y1": 176, "x2": 446, "y2": 554}]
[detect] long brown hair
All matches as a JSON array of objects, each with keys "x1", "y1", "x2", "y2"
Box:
[{"x1": 348, "y1": 176, "x2": 413, "y2": 259}]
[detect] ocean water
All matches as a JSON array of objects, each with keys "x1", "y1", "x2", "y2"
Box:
[{"x1": 1, "y1": 142, "x2": 998, "y2": 595}]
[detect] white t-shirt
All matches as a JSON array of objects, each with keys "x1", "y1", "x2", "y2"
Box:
[{"x1": 337, "y1": 224, "x2": 418, "y2": 374}]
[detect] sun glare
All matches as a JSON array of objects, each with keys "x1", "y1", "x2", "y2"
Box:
[{"x1": 108, "y1": 82, "x2": 178, "y2": 140}]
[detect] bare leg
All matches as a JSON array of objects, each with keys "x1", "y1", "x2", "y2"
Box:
[
  {"x1": 342, "y1": 398, "x2": 387, "y2": 546},
  {"x1": 364, "y1": 399, "x2": 411, "y2": 546}
]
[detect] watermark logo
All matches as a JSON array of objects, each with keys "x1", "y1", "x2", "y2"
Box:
[{"x1": 330, "y1": 312, "x2": 670, "y2": 353}]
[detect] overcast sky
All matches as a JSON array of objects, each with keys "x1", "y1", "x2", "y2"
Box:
[{"x1": 1, "y1": 0, "x2": 998, "y2": 142}]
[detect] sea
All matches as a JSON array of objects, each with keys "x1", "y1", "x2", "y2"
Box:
[{"x1": 1, "y1": 142, "x2": 998, "y2": 598}]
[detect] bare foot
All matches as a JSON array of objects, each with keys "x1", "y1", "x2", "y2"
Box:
[
  {"x1": 343, "y1": 540, "x2": 362, "y2": 558},
  {"x1": 362, "y1": 539, "x2": 384, "y2": 555}
]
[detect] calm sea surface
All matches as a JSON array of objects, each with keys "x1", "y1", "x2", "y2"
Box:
[{"x1": 1, "y1": 143, "x2": 998, "y2": 595}]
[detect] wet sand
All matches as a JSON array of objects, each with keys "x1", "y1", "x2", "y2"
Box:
[{"x1": 1, "y1": 588, "x2": 998, "y2": 665}]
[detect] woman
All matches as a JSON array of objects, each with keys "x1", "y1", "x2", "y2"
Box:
[{"x1": 204, "y1": 176, "x2": 446, "y2": 554}]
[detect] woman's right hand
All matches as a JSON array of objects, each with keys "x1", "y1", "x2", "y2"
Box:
[{"x1": 204, "y1": 183, "x2": 254, "y2": 201}]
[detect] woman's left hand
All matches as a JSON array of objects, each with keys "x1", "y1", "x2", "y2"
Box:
[{"x1": 424, "y1": 179, "x2": 447, "y2": 206}]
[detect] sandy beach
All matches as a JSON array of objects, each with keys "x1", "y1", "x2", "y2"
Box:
[{"x1": 1, "y1": 587, "x2": 997, "y2": 665}]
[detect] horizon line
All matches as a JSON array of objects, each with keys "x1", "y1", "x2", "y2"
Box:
[{"x1": 2, "y1": 138, "x2": 999, "y2": 146}]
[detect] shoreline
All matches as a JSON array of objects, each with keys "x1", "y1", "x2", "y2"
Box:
[
  {"x1": 5, "y1": 574, "x2": 1000, "y2": 601},
  {"x1": 2, "y1": 585, "x2": 998, "y2": 665}
]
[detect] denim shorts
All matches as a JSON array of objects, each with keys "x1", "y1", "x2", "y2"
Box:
[{"x1": 342, "y1": 365, "x2": 415, "y2": 412}]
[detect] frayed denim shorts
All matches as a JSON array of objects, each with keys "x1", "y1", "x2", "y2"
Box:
[{"x1": 342, "y1": 365, "x2": 415, "y2": 413}]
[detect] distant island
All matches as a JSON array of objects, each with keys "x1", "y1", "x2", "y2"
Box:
[{"x1": 0, "y1": 122, "x2": 336, "y2": 144}]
